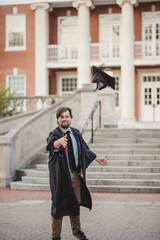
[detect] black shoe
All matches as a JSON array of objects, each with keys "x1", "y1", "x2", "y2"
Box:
[
  {"x1": 73, "y1": 230, "x2": 89, "y2": 240},
  {"x1": 52, "y1": 237, "x2": 61, "y2": 240}
]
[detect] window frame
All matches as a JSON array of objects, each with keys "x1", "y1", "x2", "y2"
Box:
[
  {"x1": 60, "y1": 76, "x2": 77, "y2": 95},
  {"x1": 5, "y1": 14, "x2": 26, "y2": 51},
  {"x1": 6, "y1": 74, "x2": 26, "y2": 96}
]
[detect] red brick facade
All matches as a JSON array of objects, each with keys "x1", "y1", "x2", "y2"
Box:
[
  {"x1": 0, "y1": 1, "x2": 160, "y2": 121},
  {"x1": 0, "y1": 4, "x2": 35, "y2": 96}
]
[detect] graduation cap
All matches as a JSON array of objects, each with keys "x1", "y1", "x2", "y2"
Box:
[{"x1": 92, "y1": 65, "x2": 115, "y2": 91}]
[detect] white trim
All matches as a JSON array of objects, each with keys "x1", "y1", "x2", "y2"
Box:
[
  {"x1": 55, "y1": 71, "x2": 77, "y2": 95},
  {"x1": 58, "y1": 16, "x2": 78, "y2": 45},
  {"x1": 5, "y1": 14, "x2": 26, "y2": 51},
  {"x1": 6, "y1": 74, "x2": 26, "y2": 96},
  {"x1": 0, "y1": 0, "x2": 158, "y2": 7},
  {"x1": 138, "y1": 70, "x2": 160, "y2": 122}
]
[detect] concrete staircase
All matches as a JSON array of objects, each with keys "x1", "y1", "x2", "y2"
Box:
[{"x1": 10, "y1": 128, "x2": 160, "y2": 193}]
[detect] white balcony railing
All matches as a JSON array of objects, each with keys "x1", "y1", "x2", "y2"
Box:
[
  {"x1": 48, "y1": 44, "x2": 78, "y2": 62},
  {"x1": 48, "y1": 41, "x2": 160, "y2": 63},
  {"x1": 134, "y1": 41, "x2": 160, "y2": 59}
]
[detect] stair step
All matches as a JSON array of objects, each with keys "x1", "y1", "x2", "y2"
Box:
[
  {"x1": 94, "y1": 138, "x2": 160, "y2": 143},
  {"x1": 36, "y1": 164, "x2": 48, "y2": 171},
  {"x1": 87, "y1": 166, "x2": 160, "y2": 173},
  {"x1": 91, "y1": 148, "x2": 160, "y2": 154},
  {"x1": 96, "y1": 129, "x2": 160, "y2": 134},
  {"x1": 86, "y1": 179, "x2": 160, "y2": 186},
  {"x1": 10, "y1": 128, "x2": 160, "y2": 193},
  {"x1": 91, "y1": 160, "x2": 160, "y2": 166},
  {"x1": 86, "y1": 172, "x2": 160, "y2": 179},
  {"x1": 17, "y1": 169, "x2": 49, "y2": 177},
  {"x1": 87, "y1": 185, "x2": 160, "y2": 193},
  {"x1": 90, "y1": 143, "x2": 160, "y2": 149},
  {"x1": 10, "y1": 181, "x2": 50, "y2": 191},
  {"x1": 22, "y1": 176, "x2": 49, "y2": 184},
  {"x1": 106, "y1": 154, "x2": 160, "y2": 160}
]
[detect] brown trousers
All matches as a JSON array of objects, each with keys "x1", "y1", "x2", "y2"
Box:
[{"x1": 52, "y1": 172, "x2": 81, "y2": 238}]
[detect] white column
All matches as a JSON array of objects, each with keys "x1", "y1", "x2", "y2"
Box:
[
  {"x1": 117, "y1": 0, "x2": 138, "y2": 123},
  {"x1": 72, "y1": 0, "x2": 94, "y2": 89},
  {"x1": 30, "y1": 3, "x2": 53, "y2": 96}
]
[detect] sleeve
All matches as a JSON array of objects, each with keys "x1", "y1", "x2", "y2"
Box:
[
  {"x1": 81, "y1": 137, "x2": 97, "y2": 169},
  {"x1": 46, "y1": 131, "x2": 59, "y2": 154}
]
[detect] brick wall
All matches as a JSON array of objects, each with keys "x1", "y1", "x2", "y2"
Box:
[{"x1": 0, "y1": 4, "x2": 35, "y2": 96}]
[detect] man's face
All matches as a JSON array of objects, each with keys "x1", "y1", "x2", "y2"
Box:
[{"x1": 57, "y1": 110, "x2": 72, "y2": 129}]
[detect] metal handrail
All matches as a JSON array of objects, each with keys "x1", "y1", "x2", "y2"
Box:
[{"x1": 80, "y1": 101, "x2": 101, "y2": 143}]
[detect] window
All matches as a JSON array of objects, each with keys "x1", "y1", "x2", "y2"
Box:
[
  {"x1": 6, "y1": 75, "x2": 26, "y2": 96},
  {"x1": 6, "y1": 75, "x2": 26, "y2": 111},
  {"x1": 58, "y1": 16, "x2": 78, "y2": 45},
  {"x1": 61, "y1": 77, "x2": 77, "y2": 94},
  {"x1": 58, "y1": 16, "x2": 78, "y2": 61},
  {"x1": 99, "y1": 14, "x2": 121, "y2": 59},
  {"x1": 6, "y1": 14, "x2": 26, "y2": 51},
  {"x1": 142, "y1": 12, "x2": 160, "y2": 57}
]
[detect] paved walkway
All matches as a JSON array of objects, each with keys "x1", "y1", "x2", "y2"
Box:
[{"x1": 0, "y1": 188, "x2": 160, "y2": 240}]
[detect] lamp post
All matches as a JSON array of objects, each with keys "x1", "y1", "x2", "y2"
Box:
[{"x1": 103, "y1": 67, "x2": 114, "y2": 77}]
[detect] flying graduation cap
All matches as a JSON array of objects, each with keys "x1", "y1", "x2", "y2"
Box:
[{"x1": 92, "y1": 65, "x2": 115, "y2": 91}]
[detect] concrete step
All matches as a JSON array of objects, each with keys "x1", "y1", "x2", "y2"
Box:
[
  {"x1": 93, "y1": 138, "x2": 160, "y2": 143},
  {"x1": 91, "y1": 160, "x2": 160, "y2": 167},
  {"x1": 87, "y1": 185, "x2": 160, "y2": 193},
  {"x1": 87, "y1": 166, "x2": 160, "y2": 173},
  {"x1": 96, "y1": 129, "x2": 160, "y2": 134},
  {"x1": 10, "y1": 178, "x2": 160, "y2": 193},
  {"x1": 86, "y1": 172, "x2": 160, "y2": 179},
  {"x1": 10, "y1": 181, "x2": 50, "y2": 191},
  {"x1": 36, "y1": 164, "x2": 48, "y2": 171},
  {"x1": 22, "y1": 176, "x2": 160, "y2": 187},
  {"x1": 104, "y1": 154, "x2": 160, "y2": 160},
  {"x1": 94, "y1": 133, "x2": 160, "y2": 138},
  {"x1": 91, "y1": 148, "x2": 160, "y2": 154},
  {"x1": 17, "y1": 169, "x2": 49, "y2": 178},
  {"x1": 94, "y1": 129, "x2": 160, "y2": 138},
  {"x1": 90, "y1": 143, "x2": 160, "y2": 149},
  {"x1": 22, "y1": 176, "x2": 49, "y2": 184},
  {"x1": 10, "y1": 128, "x2": 160, "y2": 193},
  {"x1": 86, "y1": 178, "x2": 160, "y2": 186},
  {"x1": 36, "y1": 154, "x2": 160, "y2": 161}
]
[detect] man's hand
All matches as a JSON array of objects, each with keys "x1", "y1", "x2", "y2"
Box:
[
  {"x1": 95, "y1": 157, "x2": 108, "y2": 166},
  {"x1": 53, "y1": 135, "x2": 68, "y2": 149}
]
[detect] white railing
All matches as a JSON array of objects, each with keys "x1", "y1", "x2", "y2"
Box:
[
  {"x1": 48, "y1": 44, "x2": 78, "y2": 62},
  {"x1": 134, "y1": 41, "x2": 160, "y2": 59},
  {"x1": 48, "y1": 43, "x2": 120, "y2": 63},
  {"x1": 1, "y1": 95, "x2": 66, "y2": 118},
  {"x1": 48, "y1": 41, "x2": 160, "y2": 63},
  {"x1": 90, "y1": 42, "x2": 120, "y2": 61}
]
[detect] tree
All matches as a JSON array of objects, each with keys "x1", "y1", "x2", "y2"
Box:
[{"x1": 0, "y1": 83, "x2": 15, "y2": 118}]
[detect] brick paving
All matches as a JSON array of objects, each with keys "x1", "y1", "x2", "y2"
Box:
[{"x1": 0, "y1": 188, "x2": 160, "y2": 240}]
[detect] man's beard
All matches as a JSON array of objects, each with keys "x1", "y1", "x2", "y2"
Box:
[{"x1": 59, "y1": 121, "x2": 71, "y2": 129}]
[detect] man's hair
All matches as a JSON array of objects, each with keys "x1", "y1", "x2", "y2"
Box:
[{"x1": 56, "y1": 107, "x2": 73, "y2": 119}]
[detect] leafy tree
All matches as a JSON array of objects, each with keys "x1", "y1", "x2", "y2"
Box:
[{"x1": 0, "y1": 83, "x2": 15, "y2": 118}]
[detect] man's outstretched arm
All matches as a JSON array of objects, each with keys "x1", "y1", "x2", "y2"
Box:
[{"x1": 95, "y1": 157, "x2": 109, "y2": 166}]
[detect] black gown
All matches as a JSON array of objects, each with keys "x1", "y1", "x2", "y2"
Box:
[{"x1": 46, "y1": 127, "x2": 97, "y2": 218}]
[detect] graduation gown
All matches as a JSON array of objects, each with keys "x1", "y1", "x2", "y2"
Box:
[{"x1": 46, "y1": 127, "x2": 97, "y2": 219}]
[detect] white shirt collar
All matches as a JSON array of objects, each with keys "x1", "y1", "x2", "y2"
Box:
[{"x1": 59, "y1": 126, "x2": 71, "y2": 134}]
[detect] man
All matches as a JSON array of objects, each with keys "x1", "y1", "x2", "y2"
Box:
[{"x1": 46, "y1": 107, "x2": 108, "y2": 240}]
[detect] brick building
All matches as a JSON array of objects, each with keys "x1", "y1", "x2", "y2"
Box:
[{"x1": 0, "y1": 0, "x2": 160, "y2": 123}]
